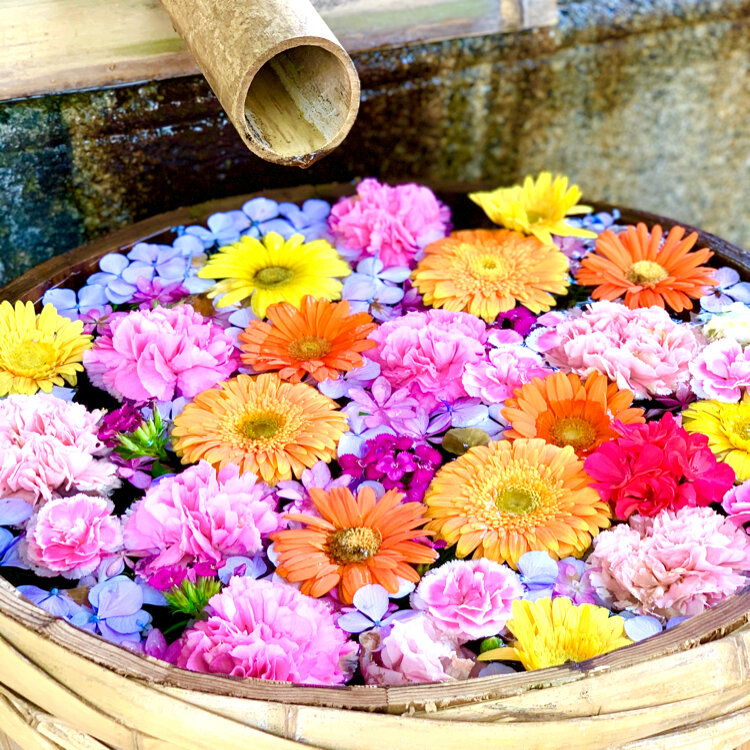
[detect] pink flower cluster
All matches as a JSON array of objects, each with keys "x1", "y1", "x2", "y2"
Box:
[
  {"x1": 588, "y1": 506, "x2": 750, "y2": 618},
  {"x1": 689, "y1": 338, "x2": 750, "y2": 401},
  {"x1": 175, "y1": 576, "x2": 358, "y2": 684},
  {"x1": 722, "y1": 482, "x2": 750, "y2": 528},
  {"x1": 0, "y1": 394, "x2": 119, "y2": 508},
  {"x1": 84, "y1": 304, "x2": 238, "y2": 402},
  {"x1": 329, "y1": 178, "x2": 451, "y2": 267}
]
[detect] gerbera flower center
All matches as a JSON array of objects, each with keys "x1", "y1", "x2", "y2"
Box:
[
  {"x1": 288, "y1": 336, "x2": 332, "y2": 361},
  {"x1": 328, "y1": 526, "x2": 382, "y2": 564},
  {"x1": 494, "y1": 486, "x2": 539, "y2": 515},
  {"x1": 549, "y1": 416, "x2": 598, "y2": 452},
  {"x1": 238, "y1": 413, "x2": 284, "y2": 439},
  {"x1": 9, "y1": 340, "x2": 55, "y2": 374},
  {"x1": 254, "y1": 266, "x2": 294, "y2": 288},
  {"x1": 625, "y1": 260, "x2": 668, "y2": 285}
]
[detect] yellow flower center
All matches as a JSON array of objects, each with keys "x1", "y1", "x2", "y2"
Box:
[
  {"x1": 525, "y1": 209, "x2": 548, "y2": 224},
  {"x1": 238, "y1": 413, "x2": 284, "y2": 439},
  {"x1": 288, "y1": 336, "x2": 332, "y2": 361},
  {"x1": 479, "y1": 255, "x2": 502, "y2": 272},
  {"x1": 254, "y1": 266, "x2": 293, "y2": 288},
  {"x1": 328, "y1": 526, "x2": 381, "y2": 564},
  {"x1": 625, "y1": 260, "x2": 668, "y2": 285},
  {"x1": 495, "y1": 486, "x2": 539, "y2": 515},
  {"x1": 549, "y1": 416, "x2": 598, "y2": 452},
  {"x1": 8, "y1": 340, "x2": 55, "y2": 375}
]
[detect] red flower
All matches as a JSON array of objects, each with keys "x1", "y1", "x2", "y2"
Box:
[{"x1": 584, "y1": 413, "x2": 735, "y2": 520}]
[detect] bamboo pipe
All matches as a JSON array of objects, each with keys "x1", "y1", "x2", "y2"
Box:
[{"x1": 158, "y1": 0, "x2": 360, "y2": 167}]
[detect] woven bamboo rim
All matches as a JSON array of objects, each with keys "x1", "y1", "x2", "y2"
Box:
[{"x1": 1, "y1": 181, "x2": 749, "y2": 749}]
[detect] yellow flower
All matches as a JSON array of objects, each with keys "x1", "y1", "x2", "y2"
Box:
[
  {"x1": 469, "y1": 172, "x2": 597, "y2": 246},
  {"x1": 197, "y1": 232, "x2": 351, "y2": 316},
  {"x1": 478, "y1": 597, "x2": 632, "y2": 670},
  {"x1": 682, "y1": 399, "x2": 750, "y2": 481},
  {"x1": 0, "y1": 301, "x2": 91, "y2": 396}
]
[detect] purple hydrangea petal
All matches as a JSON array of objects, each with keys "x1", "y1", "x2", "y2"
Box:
[
  {"x1": 243, "y1": 197, "x2": 279, "y2": 222},
  {"x1": 42, "y1": 288, "x2": 78, "y2": 317},
  {"x1": 0, "y1": 497, "x2": 33, "y2": 526},
  {"x1": 121, "y1": 263, "x2": 156, "y2": 285},
  {"x1": 104, "y1": 279, "x2": 138, "y2": 305},
  {"x1": 666, "y1": 615, "x2": 691, "y2": 629},
  {"x1": 356, "y1": 257, "x2": 383, "y2": 276},
  {"x1": 729, "y1": 282, "x2": 750, "y2": 304},
  {"x1": 98, "y1": 253, "x2": 130, "y2": 274},
  {"x1": 352, "y1": 584, "x2": 390, "y2": 622},
  {"x1": 224, "y1": 210, "x2": 251, "y2": 232},
  {"x1": 257, "y1": 218, "x2": 296, "y2": 238},
  {"x1": 301, "y1": 199, "x2": 331, "y2": 221},
  {"x1": 77, "y1": 284, "x2": 110, "y2": 313},
  {"x1": 89, "y1": 576, "x2": 143, "y2": 617},
  {"x1": 337, "y1": 611, "x2": 376, "y2": 633},
  {"x1": 517, "y1": 550, "x2": 559, "y2": 585},
  {"x1": 624, "y1": 615, "x2": 663, "y2": 642},
  {"x1": 179, "y1": 229, "x2": 214, "y2": 252},
  {"x1": 379, "y1": 266, "x2": 411, "y2": 284},
  {"x1": 375, "y1": 286, "x2": 404, "y2": 305},
  {"x1": 714, "y1": 266, "x2": 741, "y2": 288}
]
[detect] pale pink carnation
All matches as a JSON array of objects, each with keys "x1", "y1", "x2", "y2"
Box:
[
  {"x1": 359, "y1": 613, "x2": 475, "y2": 685},
  {"x1": 462, "y1": 346, "x2": 553, "y2": 405},
  {"x1": 369, "y1": 310, "x2": 487, "y2": 410},
  {"x1": 530, "y1": 301, "x2": 701, "y2": 399},
  {"x1": 23, "y1": 494, "x2": 122, "y2": 578},
  {"x1": 83, "y1": 304, "x2": 238, "y2": 402},
  {"x1": 123, "y1": 460, "x2": 281, "y2": 575},
  {"x1": 689, "y1": 338, "x2": 750, "y2": 401},
  {"x1": 0, "y1": 394, "x2": 119, "y2": 508},
  {"x1": 329, "y1": 178, "x2": 451, "y2": 267},
  {"x1": 722, "y1": 482, "x2": 750, "y2": 528},
  {"x1": 588, "y1": 507, "x2": 750, "y2": 618},
  {"x1": 175, "y1": 576, "x2": 358, "y2": 684},
  {"x1": 411, "y1": 559, "x2": 523, "y2": 642}
]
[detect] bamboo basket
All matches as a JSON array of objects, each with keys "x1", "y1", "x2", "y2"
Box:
[{"x1": 1, "y1": 183, "x2": 749, "y2": 750}]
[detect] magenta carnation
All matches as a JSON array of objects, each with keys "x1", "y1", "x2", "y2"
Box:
[
  {"x1": 175, "y1": 576, "x2": 358, "y2": 684},
  {"x1": 411, "y1": 559, "x2": 523, "y2": 642},
  {"x1": 123, "y1": 460, "x2": 281, "y2": 575},
  {"x1": 329, "y1": 178, "x2": 451, "y2": 267},
  {"x1": 530, "y1": 301, "x2": 701, "y2": 399},
  {"x1": 689, "y1": 338, "x2": 750, "y2": 402},
  {"x1": 0, "y1": 394, "x2": 119, "y2": 507},
  {"x1": 83, "y1": 304, "x2": 238, "y2": 402},
  {"x1": 24, "y1": 494, "x2": 122, "y2": 578},
  {"x1": 369, "y1": 310, "x2": 487, "y2": 410},
  {"x1": 584, "y1": 413, "x2": 735, "y2": 520},
  {"x1": 588, "y1": 507, "x2": 750, "y2": 618}
]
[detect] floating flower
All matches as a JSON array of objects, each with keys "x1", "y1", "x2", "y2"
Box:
[
  {"x1": 175, "y1": 576, "x2": 357, "y2": 684},
  {"x1": 424, "y1": 438, "x2": 610, "y2": 566},
  {"x1": 575, "y1": 223, "x2": 716, "y2": 312},
  {"x1": 337, "y1": 584, "x2": 407, "y2": 633},
  {"x1": 700, "y1": 267, "x2": 750, "y2": 313},
  {"x1": 84, "y1": 305, "x2": 238, "y2": 402},
  {"x1": 682, "y1": 398, "x2": 750, "y2": 481},
  {"x1": 345, "y1": 377, "x2": 419, "y2": 432},
  {"x1": 0, "y1": 301, "x2": 91, "y2": 396},
  {"x1": 411, "y1": 558, "x2": 522, "y2": 642},
  {"x1": 23, "y1": 494, "x2": 122, "y2": 578},
  {"x1": 239, "y1": 296, "x2": 376, "y2": 383},
  {"x1": 41, "y1": 286, "x2": 109, "y2": 321},
  {"x1": 588, "y1": 507, "x2": 750, "y2": 617},
  {"x1": 272, "y1": 486, "x2": 437, "y2": 604},
  {"x1": 689, "y1": 338, "x2": 750, "y2": 402},
  {"x1": 341, "y1": 257, "x2": 410, "y2": 321},
  {"x1": 477, "y1": 597, "x2": 632, "y2": 670},
  {"x1": 554, "y1": 557, "x2": 598, "y2": 605},
  {"x1": 16, "y1": 585, "x2": 84, "y2": 620},
  {"x1": 197, "y1": 232, "x2": 351, "y2": 315},
  {"x1": 413, "y1": 229, "x2": 570, "y2": 321},
  {"x1": 329, "y1": 178, "x2": 451, "y2": 267},
  {"x1": 502, "y1": 371, "x2": 645, "y2": 457},
  {"x1": 171, "y1": 373, "x2": 347, "y2": 484},
  {"x1": 702, "y1": 302, "x2": 750, "y2": 346},
  {"x1": 469, "y1": 173, "x2": 596, "y2": 245}
]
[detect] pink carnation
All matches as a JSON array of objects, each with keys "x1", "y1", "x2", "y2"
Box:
[
  {"x1": 329, "y1": 178, "x2": 451, "y2": 267},
  {"x1": 23, "y1": 494, "x2": 122, "y2": 578},
  {"x1": 124, "y1": 460, "x2": 281, "y2": 575},
  {"x1": 175, "y1": 576, "x2": 358, "y2": 684},
  {"x1": 588, "y1": 507, "x2": 750, "y2": 618},
  {"x1": 359, "y1": 613, "x2": 475, "y2": 685},
  {"x1": 689, "y1": 338, "x2": 750, "y2": 401},
  {"x1": 530, "y1": 301, "x2": 701, "y2": 399},
  {"x1": 411, "y1": 559, "x2": 522, "y2": 642},
  {"x1": 0, "y1": 394, "x2": 119, "y2": 508},
  {"x1": 722, "y1": 481, "x2": 750, "y2": 528},
  {"x1": 369, "y1": 310, "x2": 487, "y2": 410},
  {"x1": 84, "y1": 304, "x2": 238, "y2": 402},
  {"x1": 462, "y1": 345, "x2": 553, "y2": 405}
]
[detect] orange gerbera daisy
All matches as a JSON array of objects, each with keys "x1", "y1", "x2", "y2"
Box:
[
  {"x1": 238, "y1": 296, "x2": 376, "y2": 383},
  {"x1": 171, "y1": 373, "x2": 348, "y2": 484},
  {"x1": 271, "y1": 486, "x2": 437, "y2": 604},
  {"x1": 502, "y1": 371, "x2": 645, "y2": 457},
  {"x1": 575, "y1": 223, "x2": 718, "y2": 312},
  {"x1": 424, "y1": 438, "x2": 610, "y2": 567},
  {"x1": 412, "y1": 229, "x2": 569, "y2": 322}
]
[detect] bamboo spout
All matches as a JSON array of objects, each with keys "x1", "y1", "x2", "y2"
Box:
[{"x1": 159, "y1": 0, "x2": 360, "y2": 167}]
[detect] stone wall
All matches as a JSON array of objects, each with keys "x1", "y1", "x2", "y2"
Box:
[{"x1": 1, "y1": 0, "x2": 749, "y2": 283}]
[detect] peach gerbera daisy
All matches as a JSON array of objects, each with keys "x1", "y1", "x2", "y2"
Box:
[
  {"x1": 271, "y1": 486, "x2": 437, "y2": 604},
  {"x1": 171, "y1": 373, "x2": 348, "y2": 484},
  {"x1": 502, "y1": 371, "x2": 645, "y2": 457},
  {"x1": 238, "y1": 296, "x2": 377, "y2": 383},
  {"x1": 575, "y1": 223, "x2": 718, "y2": 312},
  {"x1": 424, "y1": 438, "x2": 610, "y2": 567},
  {"x1": 412, "y1": 229, "x2": 570, "y2": 321}
]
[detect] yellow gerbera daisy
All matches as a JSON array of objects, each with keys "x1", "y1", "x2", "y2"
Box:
[
  {"x1": 412, "y1": 229, "x2": 570, "y2": 321},
  {"x1": 478, "y1": 598, "x2": 632, "y2": 670},
  {"x1": 171, "y1": 373, "x2": 348, "y2": 484},
  {"x1": 682, "y1": 399, "x2": 750, "y2": 481},
  {"x1": 424, "y1": 438, "x2": 611, "y2": 567},
  {"x1": 197, "y1": 232, "x2": 351, "y2": 316},
  {"x1": 0, "y1": 301, "x2": 91, "y2": 396},
  {"x1": 469, "y1": 172, "x2": 597, "y2": 246}
]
